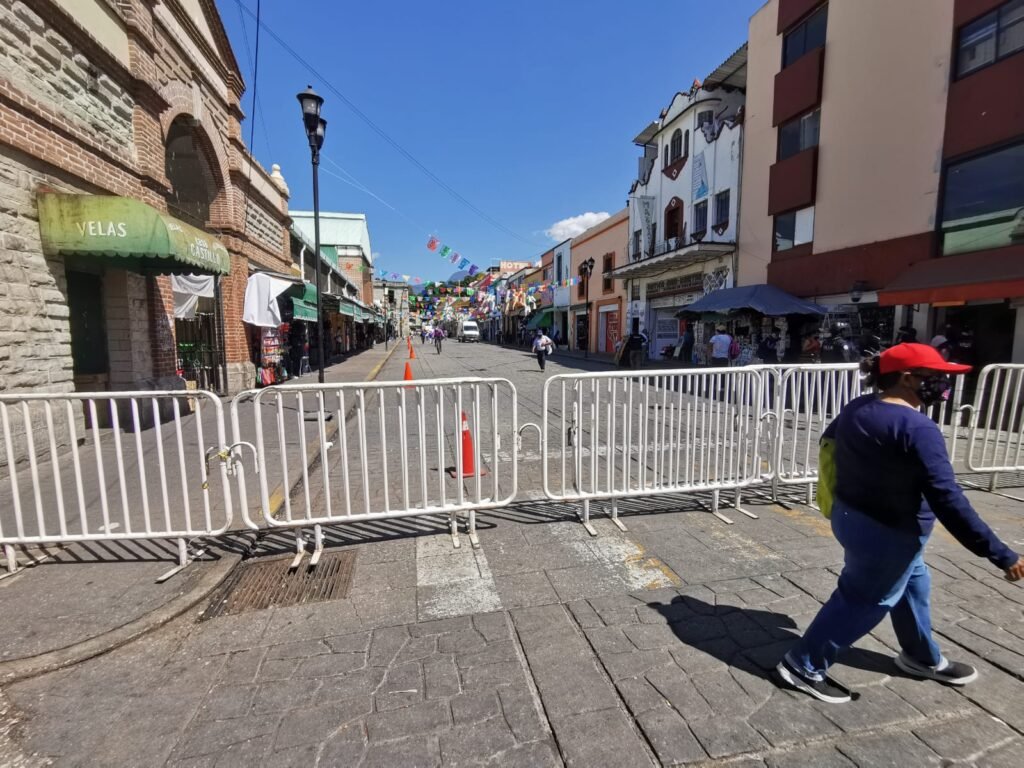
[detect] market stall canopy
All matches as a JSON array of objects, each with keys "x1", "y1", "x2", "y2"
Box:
[
  {"x1": 243, "y1": 271, "x2": 301, "y2": 327},
  {"x1": 878, "y1": 250, "x2": 1024, "y2": 306},
  {"x1": 38, "y1": 193, "x2": 230, "y2": 275},
  {"x1": 288, "y1": 282, "x2": 319, "y2": 322},
  {"x1": 525, "y1": 308, "x2": 554, "y2": 330},
  {"x1": 677, "y1": 284, "x2": 826, "y2": 316}
]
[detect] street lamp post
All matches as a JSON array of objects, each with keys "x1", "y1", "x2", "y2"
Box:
[
  {"x1": 579, "y1": 257, "x2": 596, "y2": 359},
  {"x1": 297, "y1": 86, "x2": 327, "y2": 383}
]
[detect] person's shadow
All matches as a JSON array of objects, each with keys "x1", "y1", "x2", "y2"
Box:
[{"x1": 651, "y1": 595, "x2": 896, "y2": 695}]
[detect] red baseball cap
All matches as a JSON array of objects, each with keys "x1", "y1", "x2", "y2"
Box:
[{"x1": 879, "y1": 343, "x2": 971, "y2": 374}]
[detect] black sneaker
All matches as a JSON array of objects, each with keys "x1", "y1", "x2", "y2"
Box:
[
  {"x1": 894, "y1": 653, "x2": 978, "y2": 685},
  {"x1": 775, "y1": 657, "x2": 852, "y2": 704}
]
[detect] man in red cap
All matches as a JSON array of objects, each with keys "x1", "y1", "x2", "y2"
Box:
[{"x1": 777, "y1": 343, "x2": 1023, "y2": 704}]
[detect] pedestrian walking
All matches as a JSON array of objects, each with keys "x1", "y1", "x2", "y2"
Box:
[
  {"x1": 626, "y1": 327, "x2": 647, "y2": 369},
  {"x1": 708, "y1": 326, "x2": 732, "y2": 367},
  {"x1": 680, "y1": 325, "x2": 695, "y2": 365},
  {"x1": 433, "y1": 327, "x2": 445, "y2": 354},
  {"x1": 776, "y1": 343, "x2": 1023, "y2": 704},
  {"x1": 532, "y1": 329, "x2": 553, "y2": 371}
]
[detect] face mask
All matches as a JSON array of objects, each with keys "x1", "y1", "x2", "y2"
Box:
[{"x1": 917, "y1": 374, "x2": 952, "y2": 406}]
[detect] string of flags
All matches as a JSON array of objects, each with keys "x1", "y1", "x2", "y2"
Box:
[{"x1": 426, "y1": 236, "x2": 480, "y2": 276}]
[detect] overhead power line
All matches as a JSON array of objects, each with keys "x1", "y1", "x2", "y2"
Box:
[{"x1": 232, "y1": 0, "x2": 539, "y2": 249}]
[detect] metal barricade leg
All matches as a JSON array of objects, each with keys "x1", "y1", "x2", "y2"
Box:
[
  {"x1": 577, "y1": 498, "x2": 597, "y2": 537},
  {"x1": 709, "y1": 489, "x2": 733, "y2": 525},
  {"x1": 156, "y1": 537, "x2": 203, "y2": 584},
  {"x1": 4, "y1": 544, "x2": 16, "y2": 574},
  {"x1": 732, "y1": 489, "x2": 758, "y2": 520},
  {"x1": 609, "y1": 499, "x2": 627, "y2": 532},
  {"x1": 449, "y1": 510, "x2": 461, "y2": 549},
  {"x1": 310, "y1": 524, "x2": 325, "y2": 567}
]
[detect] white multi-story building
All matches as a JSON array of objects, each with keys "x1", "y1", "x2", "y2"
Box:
[{"x1": 612, "y1": 46, "x2": 747, "y2": 359}]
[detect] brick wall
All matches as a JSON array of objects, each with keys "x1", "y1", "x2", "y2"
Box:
[
  {"x1": 0, "y1": 0, "x2": 293, "y2": 402},
  {"x1": 244, "y1": 197, "x2": 284, "y2": 258},
  {"x1": 148, "y1": 274, "x2": 177, "y2": 382},
  {"x1": 0, "y1": 2, "x2": 135, "y2": 165}
]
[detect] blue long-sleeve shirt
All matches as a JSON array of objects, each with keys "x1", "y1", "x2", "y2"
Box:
[{"x1": 824, "y1": 394, "x2": 1018, "y2": 569}]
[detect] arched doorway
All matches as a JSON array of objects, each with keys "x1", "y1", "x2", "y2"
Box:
[{"x1": 164, "y1": 116, "x2": 227, "y2": 393}]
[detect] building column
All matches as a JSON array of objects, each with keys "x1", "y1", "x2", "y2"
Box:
[
  {"x1": 147, "y1": 274, "x2": 178, "y2": 385},
  {"x1": 221, "y1": 252, "x2": 254, "y2": 394}
]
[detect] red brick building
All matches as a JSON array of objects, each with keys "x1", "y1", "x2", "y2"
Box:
[{"x1": 0, "y1": 0, "x2": 291, "y2": 396}]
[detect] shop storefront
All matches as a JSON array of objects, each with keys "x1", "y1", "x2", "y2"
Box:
[
  {"x1": 596, "y1": 302, "x2": 621, "y2": 354},
  {"x1": 570, "y1": 304, "x2": 589, "y2": 351},
  {"x1": 171, "y1": 274, "x2": 224, "y2": 392},
  {"x1": 39, "y1": 193, "x2": 231, "y2": 393},
  {"x1": 644, "y1": 271, "x2": 706, "y2": 359}
]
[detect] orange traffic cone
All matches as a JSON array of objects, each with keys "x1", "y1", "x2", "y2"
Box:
[
  {"x1": 404, "y1": 362, "x2": 414, "y2": 381},
  {"x1": 409, "y1": 344, "x2": 416, "y2": 360},
  {"x1": 448, "y1": 411, "x2": 487, "y2": 478}
]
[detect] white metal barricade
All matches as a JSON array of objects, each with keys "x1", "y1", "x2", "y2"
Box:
[
  {"x1": 0, "y1": 390, "x2": 234, "y2": 577},
  {"x1": 233, "y1": 377, "x2": 518, "y2": 564},
  {"x1": 965, "y1": 364, "x2": 1024, "y2": 486},
  {"x1": 540, "y1": 367, "x2": 772, "y2": 530},
  {"x1": 770, "y1": 364, "x2": 861, "y2": 503}
]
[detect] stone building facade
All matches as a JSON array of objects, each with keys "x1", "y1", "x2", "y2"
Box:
[{"x1": 0, "y1": 0, "x2": 291, "y2": 401}]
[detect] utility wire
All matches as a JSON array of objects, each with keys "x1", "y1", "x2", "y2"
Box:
[
  {"x1": 232, "y1": 0, "x2": 539, "y2": 248},
  {"x1": 235, "y1": 0, "x2": 273, "y2": 160},
  {"x1": 320, "y1": 155, "x2": 433, "y2": 235},
  {"x1": 236, "y1": 0, "x2": 264, "y2": 235}
]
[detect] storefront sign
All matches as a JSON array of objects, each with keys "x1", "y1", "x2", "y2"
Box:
[{"x1": 646, "y1": 272, "x2": 704, "y2": 297}]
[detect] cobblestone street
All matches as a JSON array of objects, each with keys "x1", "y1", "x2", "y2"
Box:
[{"x1": 2, "y1": 343, "x2": 1023, "y2": 766}]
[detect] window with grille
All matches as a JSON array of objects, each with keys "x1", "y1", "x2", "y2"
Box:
[
  {"x1": 714, "y1": 190, "x2": 730, "y2": 228},
  {"x1": 669, "y1": 129, "x2": 683, "y2": 162},
  {"x1": 693, "y1": 201, "x2": 708, "y2": 235}
]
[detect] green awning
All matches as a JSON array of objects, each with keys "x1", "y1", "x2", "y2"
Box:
[
  {"x1": 526, "y1": 308, "x2": 553, "y2": 330},
  {"x1": 339, "y1": 302, "x2": 355, "y2": 317},
  {"x1": 38, "y1": 193, "x2": 230, "y2": 275},
  {"x1": 300, "y1": 283, "x2": 317, "y2": 303},
  {"x1": 291, "y1": 299, "x2": 318, "y2": 322}
]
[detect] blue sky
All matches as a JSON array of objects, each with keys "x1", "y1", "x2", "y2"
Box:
[{"x1": 220, "y1": 0, "x2": 763, "y2": 283}]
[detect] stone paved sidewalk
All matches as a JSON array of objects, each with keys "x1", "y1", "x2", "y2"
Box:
[{"x1": 2, "y1": 486, "x2": 1022, "y2": 767}]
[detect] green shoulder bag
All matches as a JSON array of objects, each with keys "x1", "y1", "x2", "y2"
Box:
[{"x1": 818, "y1": 437, "x2": 837, "y2": 520}]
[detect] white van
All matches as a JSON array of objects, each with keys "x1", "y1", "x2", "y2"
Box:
[{"x1": 458, "y1": 320, "x2": 480, "y2": 343}]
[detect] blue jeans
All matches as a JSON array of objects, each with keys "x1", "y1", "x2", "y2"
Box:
[{"x1": 786, "y1": 501, "x2": 942, "y2": 678}]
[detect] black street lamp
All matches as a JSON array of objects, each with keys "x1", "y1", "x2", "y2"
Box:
[
  {"x1": 579, "y1": 257, "x2": 596, "y2": 358},
  {"x1": 297, "y1": 85, "x2": 327, "y2": 383}
]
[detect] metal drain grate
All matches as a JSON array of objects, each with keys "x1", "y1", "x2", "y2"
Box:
[{"x1": 200, "y1": 550, "x2": 356, "y2": 620}]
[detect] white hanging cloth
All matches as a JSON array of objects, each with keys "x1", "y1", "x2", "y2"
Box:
[
  {"x1": 171, "y1": 274, "x2": 216, "y2": 319},
  {"x1": 243, "y1": 272, "x2": 295, "y2": 327}
]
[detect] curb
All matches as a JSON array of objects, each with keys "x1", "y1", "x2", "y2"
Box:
[{"x1": 0, "y1": 547, "x2": 243, "y2": 685}]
